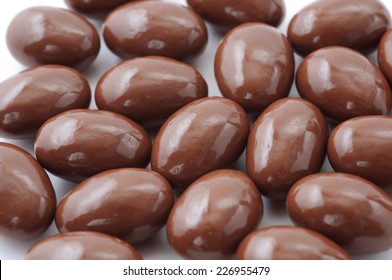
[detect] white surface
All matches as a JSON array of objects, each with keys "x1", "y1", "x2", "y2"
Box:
[{"x1": 0, "y1": 0, "x2": 391, "y2": 260}]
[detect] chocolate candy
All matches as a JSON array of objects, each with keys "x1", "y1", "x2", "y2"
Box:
[
  {"x1": 25, "y1": 231, "x2": 142, "y2": 260},
  {"x1": 237, "y1": 226, "x2": 351, "y2": 260},
  {"x1": 328, "y1": 116, "x2": 392, "y2": 188},
  {"x1": 35, "y1": 109, "x2": 151, "y2": 183},
  {"x1": 6, "y1": 6, "x2": 100, "y2": 69},
  {"x1": 95, "y1": 56, "x2": 208, "y2": 128},
  {"x1": 151, "y1": 97, "x2": 249, "y2": 190},
  {"x1": 0, "y1": 143, "x2": 56, "y2": 240},
  {"x1": 378, "y1": 29, "x2": 392, "y2": 85},
  {"x1": 214, "y1": 23, "x2": 294, "y2": 114},
  {"x1": 167, "y1": 170, "x2": 262, "y2": 259},
  {"x1": 287, "y1": 173, "x2": 392, "y2": 254},
  {"x1": 247, "y1": 98, "x2": 328, "y2": 200},
  {"x1": 186, "y1": 0, "x2": 285, "y2": 28},
  {"x1": 56, "y1": 168, "x2": 174, "y2": 243},
  {"x1": 296, "y1": 47, "x2": 392, "y2": 123},
  {"x1": 103, "y1": 1, "x2": 208, "y2": 60},
  {"x1": 288, "y1": 0, "x2": 391, "y2": 56},
  {"x1": 0, "y1": 65, "x2": 91, "y2": 139},
  {"x1": 64, "y1": 0, "x2": 135, "y2": 16}
]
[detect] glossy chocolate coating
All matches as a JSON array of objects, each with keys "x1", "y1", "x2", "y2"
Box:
[
  {"x1": 287, "y1": 173, "x2": 392, "y2": 254},
  {"x1": 6, "y1": 6, "x2": 100, "y2": 69},
  {"x1": 296, "y1": 47, "x2": 392, "y2": 123},
  {"x1": 167, "y1": 170, "x2": 262, "y2": 260},
  {"x1": 56, "y1": 168, "x2": 174, "y2": 244},
  {"x1": 328, "y1": 116, "x2": 392, "y2": 188},
  {"x1": 215, "y1": 23, "x2": 294, "y2": 114},
  {"x1": 288, "y1": 0, "x2": 391, "y2": 56},
  {"x1": 186, "y1": 0, "x2": 285, "y2": 28},
  {"x1": 95, "y1": 56, "x2": 208, "y2": 127},
  {"x1": 247, "y1": 98, "x2": 328, "y2": 200},
  {"x1": 237, "y1": 226, "x2": 351, "y2": 260},
  {"x1": 0, "y1": 65, "x2": 91, "y2": 139},
  {"x1": 151, "y1": 97, "x2": 249, "y2": 190},
  {"x1": 0, "y1": 143, "x2": 56, "y2": 240},
  {"x1": 25, "y1": 231, "x2": 142, "y2": 260},
  {"x1": 103, "y1": 1, "x2": 208, "y2": 60},
  {"x1": 35, "y1": 109, "x2": 151, "y2": 183},
  {"x1": 64, "y1": 0, "x2": 135, "y2": 15},
  {"x1": 378, "y1": 29, "x2": 392, "y2": 86}
]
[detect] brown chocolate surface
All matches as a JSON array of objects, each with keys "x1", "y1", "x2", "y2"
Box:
[
  {"x1": 288, "y1": 0, "x2": 391, "y2": 56},
  {"x1": 328, "y1": 116, "x2": 392, "y2": 188},
  {"x1": 34, "y1": 109, "x2": 151, "y2": 183},
  {"x1": 167, "y1": 169, "x2": 262, "y2": 259},
  {"x1": 64, "y1": 0, "x2": 135, "y2": 15},
  {"x1": 56, "y1": 168, "x2": 174, "y2": 244},
  {"x1": 287, "y1": 172, "x2": 392, "y2": 254},
  {"x1": 151, "y1": 97, "x2": 249, "y2": 190},
  {"x1": 103, "y1": 1, "x2": 208, "y2": 60},
  {"x1": 186, "y1": 0, "x2": 285, "y2": 28},
  {"x1": 296, "y1": 46, "x2": 392, "y2": 122},
  {"x1": 237, "y1": 226, "x2": 351, "y2": 260},
  {"x1": 0, "y1": 65, "x2": 91, "y2": 139},
  {"x1": 0, "y1": 143, "x2": 56, "y2": 241},
  {"x1": 214, "y1": 23, "x2": 294, "y2": 114},
  {"x1": 95, "y1": 56, "x2": 208, "y2": 128},
  {"x1": 378, "y1": 29, "x2": 392, "y2": 86},
  {"x1": 247, "y1": 98, "x2": 328, "y2": 200},
  {"x1": 25, "y1": 231, "x2": 142, "y2": 260},
  {"x1": 6, "y1": 6, "x2": 100, "y2": 69}
]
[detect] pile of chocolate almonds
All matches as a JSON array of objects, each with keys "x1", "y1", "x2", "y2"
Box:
[{"x1": 1, "y1": 0, "x2": 392, "y2": 260}]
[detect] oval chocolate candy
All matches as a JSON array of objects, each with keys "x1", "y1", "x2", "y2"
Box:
[
  {"x1": 167, "y1": 169, "x2": 262, "y2": 259},
  {"x1": 34, "y1": 109, "x2": 151, "y2": 183},
  {"x1": 0, "y1": 143, "x2": 56, "y2": 240},
  {"x1": 0, "y1": 65, "x2": 91, "y2": 139},
  {"x1": 64, "y1": 0, "x2": 135, "y2": 16},
  {"x1": 151, "y1": 97, "x2": 249, "y2": 190},
  {"x1": 247, "y1": 98, "x2": 328, "y2": 200},
  {"x1": 328, "y1": 116, "x2": 392, "y2": 188},
  {"x1": 378, "y1": 29, "x2": 392, "y2": 86},
  {"x1": 56, "y1": 168, "x2": 174, "y2": 244},
  {"x1": 237, "y1": 226, "x2": 351, "y2": 260},
  {"x1": 95, "y1": 56, "x2": 208, "y2": 128},
  {"x1": 287, "y1": 172, "x2": 392, "y2": 254},
  {"x1": 25, "y1": 231, "x2": 142, "y2": 260},
  {"x1": 288, "y1": 0, "x2": 391, "y2": 56},
  {"x1": 215, "y1": 23, "x2": 294, "y2": 114},
  {"x1": 103, "y1": 1, "x2": 208, "y2": 60},
  {"x1": 296, "y1": 47, "x2": 392, "y2": 123},
  {"x1": 6, "y1": 6, "x2": 100, "y2": 69},
  {"x1": 186, "y1": 0, "x2": 285, "y2": 28}
]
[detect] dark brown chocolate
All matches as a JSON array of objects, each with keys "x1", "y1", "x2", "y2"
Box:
[
  {"x1": 247, "y1": 98, "x2": 328, "y2": 200},
  {"x1": 214, "y1": 23, "x2": 294, "y2": 114},
  {"x1": 167, "y1": 169, "x2": 262, "y2": 260},
  {"x1": 25, "y1": 231, "x2": 142, "y2": 260},
  {"x1": 151, "y1": 97, "x2": 249, "y2": 190},
  {"x1": 237, "y1": 226, "x2": 351, "y2": 260},
  {"x1": 34, "y1": 109, "x2": 151, "y2": 183},
  {"x1": 378, "y1": 29, "x2": 392, "y2": 86},
  {"x1": 95, "y1": 56, "x2": 208, "y2": 128},
  {"x1": 0, "y1": 143, "x2": 56, "y2": 241},
  {"x1": 288, "y1": 0, "x2": 391, "y2": 56},
  {"x1": 103, "y1": 1, "x2": 208, "y2": 60},
  {"x1": 186, "y1": 0, "x2": 285, "y2": 28},
  {"x1": 56, "y1": 168, "x2": 174, "y2": 244},
  {"x1": 6, "y1": 6, "x2": 100, "y2": 69},
  {"x1": 328, "y1": 116, "x2": 392, "y2": 188},
  {"x1": 287, "y1": 172, "x2": 392, "y2": 254},
  {"x1": 0, "y1": 65, "x2": 91, "y2": 139},
  {"x1": 296, "y1": 47, "x2": 392, "y2": 122}
]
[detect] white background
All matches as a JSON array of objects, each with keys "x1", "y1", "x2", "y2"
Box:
[{"x1": 0, "y1": 0, "x2": 391, "y2": 260}]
